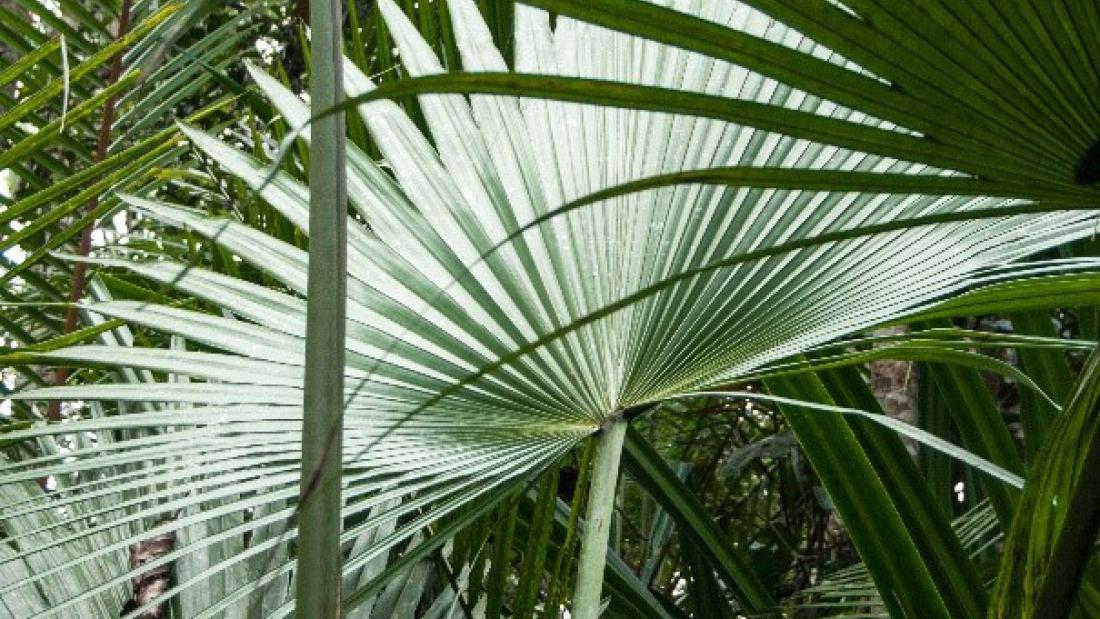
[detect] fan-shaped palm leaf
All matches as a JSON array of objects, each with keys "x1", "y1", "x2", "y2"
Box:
[{"x1": 3, "y1": 0, "x2": 1099, "y2": 616}]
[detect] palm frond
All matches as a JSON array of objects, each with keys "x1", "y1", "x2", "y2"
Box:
[{"x1": 3, "y1": 0, "x2": 1099, "y2": 616}]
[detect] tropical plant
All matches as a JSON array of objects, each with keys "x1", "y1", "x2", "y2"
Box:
[
  {"x1": 0, "y1": 0, "x2": 280, "y2": 391},
  {"x1": 2, "y1": 0, "x2": 1100, "y2": 617}
]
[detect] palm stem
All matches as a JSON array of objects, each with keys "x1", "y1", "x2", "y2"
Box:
[
  {"x1": 295, "y1": 0, "x2": 348, "y2": 616},
  {"x1": 572, "y1": 415, "x2": 628, "y2": 618}
]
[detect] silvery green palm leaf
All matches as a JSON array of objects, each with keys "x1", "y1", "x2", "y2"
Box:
[{"x1": 2, "y1": 0, "x2": 1099, "y2": 616}]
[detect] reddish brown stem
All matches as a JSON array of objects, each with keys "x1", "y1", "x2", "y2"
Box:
[{"x1": 47, "y1": 0, "x2": 133, "y2": 421}]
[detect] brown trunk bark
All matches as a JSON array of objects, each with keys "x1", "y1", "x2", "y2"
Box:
[
  {"x1": 869, "y1": 326, "x2": 920, "y2": 455},
  {"x1": 46, "y1": 0, "x2": 133, "y2": 420}
]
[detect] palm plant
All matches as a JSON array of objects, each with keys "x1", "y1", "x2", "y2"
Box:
[
  {"x1": 0, "y1": 0, "x2": 277, "y2": 369},
  {"x1": 2, "y1": 0, "x2": 1100, "y2": 616}
]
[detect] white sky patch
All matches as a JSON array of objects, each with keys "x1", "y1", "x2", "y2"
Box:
[
  {"x1": 112, "y1": 209, "x2": 129, "y2": 235},
  {"x1": 43, "y1": 0, "x2": 63, "y2": 18},
  {"x1": 1, "y1": 169, "x2": 27, "y2": 271},
  {"x1": 255, "y1": 37, "x2": 284, "y2": 65},
  {"x1": 0, "y1": 368, "x2": 13, "y2": 417},
  {"x1": 4, "y1": 245, "x2": 26, "y2": 264},
  {"x1": 27, "y1": 0, "x2": 62, "y2": 34}
]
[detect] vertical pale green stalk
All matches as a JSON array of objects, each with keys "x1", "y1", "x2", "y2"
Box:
[
  {"x1": 572, "y1": 416, "x2": 628, "y2": 618},
  {"x1": 295, "y1": 0, "x2": 347, "y2": 616}
]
